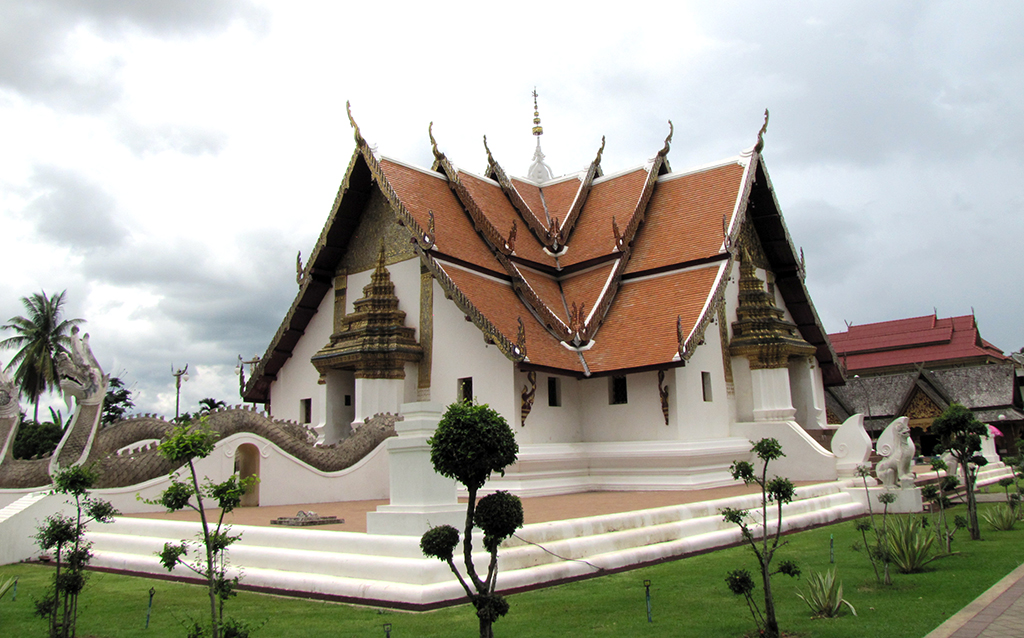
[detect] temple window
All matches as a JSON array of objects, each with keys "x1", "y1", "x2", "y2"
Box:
[
  {"x1": 548, "y1": 377, "x2": 561, "y2": 407},
  {"x1": 300, "y1": 398, "x2": 312, "y2": 424},
  {"x1": 702, "y1": 372, "x2": 713, "y2": 402},
  {"x1": 458, "y1": 377, "x2": 473, "y2": 403},
  {"x1": 609, "y1": 376, "x2": 628, "y2": 405}
]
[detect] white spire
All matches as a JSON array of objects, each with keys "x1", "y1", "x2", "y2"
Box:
[{"x1": 527, "y1": 88, "x2": 553, "y2": 182}]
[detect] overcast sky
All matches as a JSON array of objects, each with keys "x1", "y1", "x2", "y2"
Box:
[{"x1": 1, "y1": 1, "x2": 1022, "y2": 418}]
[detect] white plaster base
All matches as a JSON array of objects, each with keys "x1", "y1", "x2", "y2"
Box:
[
  {"x1": 488, "y1": 438, "x2": 753, "y2": 497},
  {"x1": 366, "y1": 402, "x2": 466, "y2": 536}
]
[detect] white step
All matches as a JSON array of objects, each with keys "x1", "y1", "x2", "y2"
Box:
[{"x1": 87, "y1": 484, "x2": 864, "y2": 608}]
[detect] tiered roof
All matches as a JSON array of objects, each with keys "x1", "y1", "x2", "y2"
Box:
[
  {"x1": 242, "y1": 106, "x2": 841, "y2": 403},
  {"x1": 830, "y1": 314, "x2": 1008, "y2": 374}
]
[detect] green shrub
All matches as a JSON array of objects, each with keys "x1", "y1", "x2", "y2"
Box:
[
  {"x1": 796, "y1": 568, "x2": 856, "y2": 618},
  {"x1": 887, "y1": 516, "x2": 936, "y2": 573},
  {"x1": 982, "y1": 504, "x2": 1019, "y2": 531}
]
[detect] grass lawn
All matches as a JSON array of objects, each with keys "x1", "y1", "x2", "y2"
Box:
[{"x1": 1, "y1": 502, "x2": 1021, "y2": 637}]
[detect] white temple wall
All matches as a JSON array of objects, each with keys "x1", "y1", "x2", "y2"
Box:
[
  {"x1": 513, "y1": 370, "x2": 583, "y2": 444},
  {"x1": 430, "y1": 280, "x2": 515, "y2": 420},
  {"x1": 269, "y1": 292, "x2": 332, "y2": 425},
  {"x1": 578, "y1": 370, "x2": 670, "y2": 443},
  {"x1": 672, "y1": 319, "x2": 733, "y2": 440}
]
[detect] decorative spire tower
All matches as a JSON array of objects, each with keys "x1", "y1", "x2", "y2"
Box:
[{"x1": 527, "y1": 88, "x2": 554, "y2": 182}]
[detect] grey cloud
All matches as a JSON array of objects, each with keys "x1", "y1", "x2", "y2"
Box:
[
  {"x1": 23, "y1": 166, "x2": 128, "y2": 250},
  {"x1": 115, "y1": 119, "x2": 229, "y2": 157},
  {"x1": 0, "y1": 0, "x2": 267, "y2": 113}
]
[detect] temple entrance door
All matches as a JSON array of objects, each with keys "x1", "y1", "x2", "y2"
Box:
[{"x1": 235, "y1": 443, "x2": 261, "y2": 507}]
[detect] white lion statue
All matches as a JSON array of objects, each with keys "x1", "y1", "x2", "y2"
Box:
[{"x1": 875, "y1": 417, "x2": 916, "y2": 489}]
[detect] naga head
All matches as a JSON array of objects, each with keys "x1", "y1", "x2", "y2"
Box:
[
  {"x1": 58, "y1": 329, "x2": 106, "y2": 407},
  {"x1": 0, "y1": 364, "x2": 17, "y2": 418}
]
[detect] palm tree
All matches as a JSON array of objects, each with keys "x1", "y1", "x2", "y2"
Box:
[
  {"x1": 0, "y1": 290, "x2": 84, "y2": 421},
  {"x1": 198, "y1": 397, "x2": 227, "y2": 414}
]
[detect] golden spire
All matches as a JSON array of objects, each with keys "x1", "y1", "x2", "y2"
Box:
[{"x1": 532, "y1": 88, "x2": 543, "y2": 137}]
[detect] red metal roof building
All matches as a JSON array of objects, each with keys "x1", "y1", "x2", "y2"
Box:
[
  {"x1": 830, "y1": 314, "x2": 1008, "y2": 375},
  {"x1": 826, "y1": 315, "x2": 1022, "y2": 455}
]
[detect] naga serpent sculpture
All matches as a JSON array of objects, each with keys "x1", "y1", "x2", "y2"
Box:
[{"x1": 0, "y1": 331, "x2": 396, "y2": 490}]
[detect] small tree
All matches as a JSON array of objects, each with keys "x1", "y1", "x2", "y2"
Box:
[
  {"x1": 35, "y1": 464, "x2": 119, "y2": 638},
  {"x1": 419, "y1": 401, "x2": 522, "y2": 638},
  {"x1": 101, "y1": 376, "x2": 135, "y2": 426},
  {"x1": 722, "y1": 438, "x2": 800, "y2": 638},
  {"x1": 921, "y1": 457, "x2": 964, "y2": 553},
  {"x1": 147, "y1": 418, "x2": 256, "y2": 638},
  {"x1": 931, "y1": 403, "x2": 988, "y2": 540}
]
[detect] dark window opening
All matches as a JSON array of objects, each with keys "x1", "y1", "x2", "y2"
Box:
[
  {"x1": 702, "y1": 372, "x2": 713, "y2": 402},
  {"x1": 300, "y1": 398, "x2": 312, "y2": 424},
  {"x1": 458, "y1": 377, "x2": 473, "y2": 403},
  {"x1": 548, "y1": 376, "x2": 561, "y2": 407},
  {"x1": 609, "y1": 376, "x2": 628, "y2": 405},
  {"x1": 344, "y1": 395, "x2": 352, "y2": 407}
]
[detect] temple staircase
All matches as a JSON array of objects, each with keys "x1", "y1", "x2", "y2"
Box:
[{"x1": 87, "y1": 482, "x2": 863, "y2": 609}]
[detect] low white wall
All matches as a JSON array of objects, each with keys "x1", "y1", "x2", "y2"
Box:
[{"x1": 732, "y1": 420, "x2": 837, "y2": 482}]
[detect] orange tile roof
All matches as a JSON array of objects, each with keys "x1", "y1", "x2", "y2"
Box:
[
  {"x1": 440, "y1": 264, "x2": 582, "y2": 371},
  {"x1": 518, "y1": 267, "x2": 568, "y2": 325},
  {"x1": 561, "y1": 263, "x2": 616, "y2": 322},
  {"x1": 583, "y1": 266, "x2": 722, "y2": 373},
  {"x1": 379, "y1": 159, "x2": 503, "y2": 272},
  {"x1": 562, "y1": 168, "x2": 649, "y2": 266},
  {"x1": 542, "y1": 176, "x2": 586, "y2": 228},
  {"x1": 627, "y1": 163, "x2": 745, "y2": 273},
  {"x1": 509, "y1": 177, "x2": 549, "y2": 231},
  {"x1": 458, "y1": 172, "x2": 552, "y2": 266}
]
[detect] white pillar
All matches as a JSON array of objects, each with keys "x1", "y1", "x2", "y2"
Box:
[
  {"x1": 750, "y1": 367, "x2": 797, "y2": 422},
  {"x1": 352, "y1": 378, "x2": 404, "y2": 429},
  {"x1": 366, "y1": 402, "x2": 466, "y2": 536}
]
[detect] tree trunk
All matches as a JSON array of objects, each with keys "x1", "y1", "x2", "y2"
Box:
[
  {"x1": 479, "y1": 615, "x2": 494, "y2": 638},
  {"x1": 762, "y1": 567, "x2": 779, "y2": 638},
  {"x1": 962, "y1": 460, "x2": 981, "y2": 540}
]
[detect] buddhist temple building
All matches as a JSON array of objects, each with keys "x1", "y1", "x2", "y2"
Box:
[
  {"x1": 242, "y1": 98, "x2": 846, "y2": 495},
  {"x1": 826, "y1": 314, "x2": 1023, "y2": 456}
]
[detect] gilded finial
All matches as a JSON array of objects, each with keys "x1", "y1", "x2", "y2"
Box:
[
  {"x1": 595, "y1": 135, "x2": 606, "y2": 165},
  {"x1": 428, "y1": 121, "x2": 443, "y2": 161},
  {"x1": 376, "y1": 242, "x2": 387, "y2": 271},
  {"x1": 754, "y1": 109, "x2": 769, "y2": 153},
  {"x1": 346, "y1": 101, "x2": 364, "y2": 146},
  {"x1": 659, "y1": 120, "x2": 674, "y2": 157},
  {"x1": 532, "y1": 88, "x2": 543, "y2": 137}
]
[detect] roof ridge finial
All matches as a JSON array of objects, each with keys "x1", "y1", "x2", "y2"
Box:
[
  {"x1": 428, "y1": 122, "x2": 443, "y2": 162},
  {"x1": 528, "y1": 88, "x2": 554, "y2": 182},
  {"x1": 346, "y1": 101, "x2": 365, "y2": 147},
  {"x1": 754, "y1": 108, "x2": 769, "y2": 153}
]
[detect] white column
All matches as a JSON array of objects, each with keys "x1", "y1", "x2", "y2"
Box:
[
  {"x1": 750, "y1": 367, "x2": 797, "y2": 422},
  {"x1": 352, "y1": 378, "x2": 404, "y2": 429}
]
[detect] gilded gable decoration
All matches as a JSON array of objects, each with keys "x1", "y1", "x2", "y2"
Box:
[
  {"x1": 729, "y1": 250, "x2": 816, "y2": 369},
  {"x1": 311, "y1": 244, "x2": 423, "y2": 379}
]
